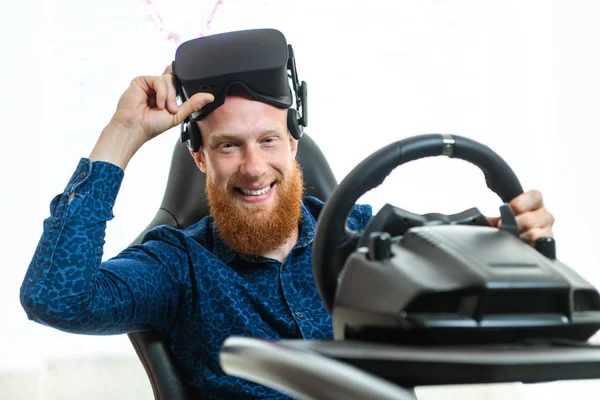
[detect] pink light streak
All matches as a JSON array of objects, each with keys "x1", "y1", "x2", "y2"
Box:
[
  {"x1": 200, "y1": 0, "x2": 224, "y2": 38},
  {"x1": 144, "y1": 0, "x2": 224, "y2": 45}
]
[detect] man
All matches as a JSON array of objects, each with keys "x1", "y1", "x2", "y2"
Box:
[{"x1": 20, "y1": 35, "x2": 554, "y2": 399}]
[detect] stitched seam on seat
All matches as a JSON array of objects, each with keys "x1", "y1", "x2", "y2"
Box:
[{"x1": 130, "y1": 333, "x2": 164, "y2": 400}]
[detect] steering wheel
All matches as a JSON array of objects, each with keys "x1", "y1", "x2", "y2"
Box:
[{"x1": 312, "y1": 134, "x2": 524, "y2": 314}]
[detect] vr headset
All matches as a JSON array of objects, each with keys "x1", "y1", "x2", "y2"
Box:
[{"x1": 172, "y1": 28, "x2": 308, "y2": 152}]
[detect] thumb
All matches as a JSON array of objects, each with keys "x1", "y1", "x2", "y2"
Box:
[
  {"x1": 486, "y1": 216, "x2": 500, "y2": 227},
  {"x1": 175, "y1": 92, "x2": 215, "y2": 124}
]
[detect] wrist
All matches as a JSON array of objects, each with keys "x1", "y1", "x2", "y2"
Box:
[{"x1": 89, "y1": 120, "x2": 145, "y2": 170}]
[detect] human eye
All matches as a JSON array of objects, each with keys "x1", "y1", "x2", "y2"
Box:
[
  {"x1": 218, "y1": 142, "x2": 239, "y2": 152},
  {"x1": 262, "y1": 136, "x2": 280, "y2": 147}
]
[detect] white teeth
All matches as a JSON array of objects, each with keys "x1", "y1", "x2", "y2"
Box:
[{"x1": 240, "y1": 185, "x2": 270, "y2": 196}]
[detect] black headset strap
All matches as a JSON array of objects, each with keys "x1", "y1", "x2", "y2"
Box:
[{"x1": 287, "y1": 45, "x2": 306, "y2": 129}]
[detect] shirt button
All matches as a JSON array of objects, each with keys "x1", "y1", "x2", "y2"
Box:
[
  {"x1": 79, "y1": 172, "x2": 87, "y2": 179},
  {"x1": 295, "y1": 312, "x2": 304, "y2": 319},
  {"x1": 281, "y1": 264, "x2": 287, "y2": 271}
]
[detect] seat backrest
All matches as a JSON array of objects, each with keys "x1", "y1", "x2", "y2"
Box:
[{"x1": 127, "y1": 134, "x2": 337, "y2": 399}]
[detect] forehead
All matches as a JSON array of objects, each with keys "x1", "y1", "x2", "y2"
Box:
[{"x1": 200, "y1": 96, "x2": 288, "y2": 138}]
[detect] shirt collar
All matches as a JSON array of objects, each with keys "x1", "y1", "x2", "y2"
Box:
[{"x1": 210, "y1": 199, "x2": 317, "y2": 264}]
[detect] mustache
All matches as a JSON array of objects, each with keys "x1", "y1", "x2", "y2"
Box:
[{"x1": 226, "y1": 173, "x2": 283, "y2": 191}]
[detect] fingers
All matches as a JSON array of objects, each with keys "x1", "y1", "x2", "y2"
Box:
[
  {"x1": 164, "y1": 75, "x2": 179, "y2": 113},
  {"x1": 484, "y1": 189, "x2": 555, "y2": 248},
  {"x1": 508, "y1": 189, "x2": 554, "y2": 245},
  {"x1": 173, "y1": 92, "x2": 215, "y2": 125},
  {"x1": 129, "y1": 70, "x2": 214, "y2": 136},
  {"x1": 515, "y1": 207, "x2": 555, "y2": 232},
  {"x1": 520, "y1": 227, "x2": 553, "y2": 246},
  {"x1": 516, "y1": 207, "x2": 555, "y2": 245},
  {"x1": 145, "y1": 74, "x2": 178, "y2": 113},
  {"x1": 510, "y1": 189, "x2": 544, "y2": 214},
  {"x1": 161, "y1": 64, "x2": 179, "y2": 113},
  {"x1": 486, "y1": 216, "x2": 500, "y2": 227},
  {"x1": 150, "y1": 76, "x2": 168, "y2": 110},
  {"x1": 162, "y1": 64, "x2": 173, "y2": 75}
]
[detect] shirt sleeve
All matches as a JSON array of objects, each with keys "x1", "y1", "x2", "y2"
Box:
[{"x1": 20, "y1": 158, "x2": 187, "y2": 335}]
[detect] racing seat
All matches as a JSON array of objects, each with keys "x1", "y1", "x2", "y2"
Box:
[{"x1": 127, "y1": 134, "x2": 337, "y2": 400}]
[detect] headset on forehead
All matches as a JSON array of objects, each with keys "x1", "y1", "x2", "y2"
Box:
[{"x1": 172, "y1": 28, "x2": 308, "y2": 152}]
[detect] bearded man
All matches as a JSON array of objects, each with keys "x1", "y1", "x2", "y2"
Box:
[{"x1": 20, "y1": 30, "x2": 555, "y2": 400}]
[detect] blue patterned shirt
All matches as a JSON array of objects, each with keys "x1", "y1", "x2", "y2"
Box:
[{"x1": 20, "y1": 158, "x2": 373, "y2": 399}]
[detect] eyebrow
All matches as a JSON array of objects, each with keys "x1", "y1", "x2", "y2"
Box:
[{"x1": 208, "y1": 128, "x2": 285, "y2": 145}]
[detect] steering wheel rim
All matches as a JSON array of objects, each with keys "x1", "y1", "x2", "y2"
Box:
[{"x1": 312, "y1": 133, "x2": 524, "y2": 314}]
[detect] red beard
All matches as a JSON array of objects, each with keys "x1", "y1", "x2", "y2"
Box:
[{"x1": 206, "y1": 161, "x2": 304, "y2": 256}]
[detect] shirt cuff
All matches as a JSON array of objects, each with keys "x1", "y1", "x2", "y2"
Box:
[{"x1": 64, "y1": 158, "x2": 125, "y2": 205}]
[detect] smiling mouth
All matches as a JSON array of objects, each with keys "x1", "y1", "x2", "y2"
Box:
[{"x1": 235, "y1": 182, "x2": 275, "y2": 196}]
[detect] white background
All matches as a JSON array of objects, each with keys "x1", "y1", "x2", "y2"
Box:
[{"x1": 1, "y1": 0, "x2": 599, "y2": 398}]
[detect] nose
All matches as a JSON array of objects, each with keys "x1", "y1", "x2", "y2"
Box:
[{"x1": 239, "y1": 144, "x2": 268, "y2": 180}]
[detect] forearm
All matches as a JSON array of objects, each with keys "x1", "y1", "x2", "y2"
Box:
[
  {"x1": 21, "y1": 157, "x2": 186, "y2": 335},
  {"x1": 20, "y1": 158, "x2": 129, "y2": 333}
]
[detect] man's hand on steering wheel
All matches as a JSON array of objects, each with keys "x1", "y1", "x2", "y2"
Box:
[{"x1": 487, "y1": 189, "x2": 555, "y2": 246}]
